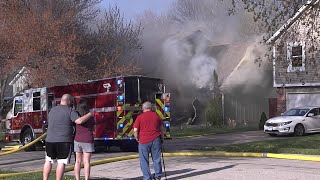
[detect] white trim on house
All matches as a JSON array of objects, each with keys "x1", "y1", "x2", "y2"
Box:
[
  {"x1": 266, "y1": 0, "x2": 320, "y2": 44},
  {"x1": 9, "y1": 67, "x2": 29, "y2": 86},
  {"x1": 286, "y1": 42, "x2": 306, "y2": 72},
  {"x1": 273, "y1": 46, "x2": 276, "y2": 88}
]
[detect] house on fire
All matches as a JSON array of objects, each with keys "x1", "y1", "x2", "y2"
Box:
[{"x1": 267, "y1": 0, "x2": 320, "y2": 114}]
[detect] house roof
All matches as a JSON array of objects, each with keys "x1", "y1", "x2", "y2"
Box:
[
  {"x1": 9, "y1": 67, "x2": 29, "y2": 86},
  {"x1": 266, "y1": 0, "x2": 320, "y2": 44}
]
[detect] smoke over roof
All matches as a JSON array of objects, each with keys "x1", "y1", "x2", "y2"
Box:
[{"x1": 137, "y1": 1, "x2": 274, "y2": 119}]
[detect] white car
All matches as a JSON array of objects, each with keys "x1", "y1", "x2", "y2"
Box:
[{"x1": 264, "y1": 106, "x2": 320, "y2": 136}]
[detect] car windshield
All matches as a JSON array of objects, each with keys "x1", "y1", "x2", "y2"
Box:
[{"x1": 282, "y1": 108, "x2": 310, "y2": 116}]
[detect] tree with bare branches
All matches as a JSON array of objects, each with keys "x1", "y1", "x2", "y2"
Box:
[
  {"x1": 78, "y1": 5, "x2": 142, "y2": 80},
  {"x1": 0, "y1": 1, "x2": 142, "y2": 114}
]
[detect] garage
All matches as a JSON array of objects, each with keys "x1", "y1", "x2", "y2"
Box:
[{"x1": 287, "y1": 93, "x2": 320, "y2": 110}]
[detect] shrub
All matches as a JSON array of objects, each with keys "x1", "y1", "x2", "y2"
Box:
[
  {"x1": 259, "y1": 112, "x2": 268, "y2": 130},
  {"x1": 206, "y1": 96, "x2": 223, "y2": 126}
]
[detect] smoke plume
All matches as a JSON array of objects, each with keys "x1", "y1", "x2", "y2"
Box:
[{"x1": 136, "y1": 0, "x2": 272, "y2": 118}]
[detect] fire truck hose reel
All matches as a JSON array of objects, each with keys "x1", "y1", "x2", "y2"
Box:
[
  {"x1": 0, "y1": 133, "x2": 47, "y2": 156},
  {"x1": 2, "y1": 151, "x2": 320, "y2": 178}
]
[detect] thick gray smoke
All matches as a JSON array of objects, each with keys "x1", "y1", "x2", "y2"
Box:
[
  {"x1": 137, "y1": 0, "x2": 272, "y2": 120},
  {"x1": 162, "y1": 31, "x2": 217, "y2": 88},
  {"x1": 138, "y1": 0, "x2": 262, "y2": 89}
]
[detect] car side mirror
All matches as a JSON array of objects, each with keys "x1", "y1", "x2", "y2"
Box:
[{"x1": 308, "y1": 113, "x2": 315, "y2": 117}]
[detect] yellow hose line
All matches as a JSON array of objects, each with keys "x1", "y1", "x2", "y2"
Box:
[
  {"x1": 1, "y1": 151, "x2": 320, "y2": 178},
  {"x1": 0, "y1": 133, "x2": 47, "y2": 156}
]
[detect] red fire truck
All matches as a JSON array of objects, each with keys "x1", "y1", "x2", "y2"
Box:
[{"x1": 4, "y1": 76, "x2": 171, "y2": 151}]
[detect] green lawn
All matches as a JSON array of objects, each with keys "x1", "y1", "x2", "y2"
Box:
[
  {"x1": 194, "y1": 134, "x2": 320, "y2": 155},
  {"x1": 170, "y1": 125, "x2": 258, "y2": 138}
]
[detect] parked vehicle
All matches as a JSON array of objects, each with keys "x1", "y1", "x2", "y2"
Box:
[
  {"x1": 3, "y1": 76, "x2": 171, "y2": 151},
  {"x1": 264, "y1": 106, "x2": 320, "y2": 136}
]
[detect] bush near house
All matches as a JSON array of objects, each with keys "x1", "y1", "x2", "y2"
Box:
[
  {"x1": 258, "y1": 112, "x2": 268, "y2": 130},
  {"x1": 206, "y1": 95, "x2": 223, "y2": 126}
]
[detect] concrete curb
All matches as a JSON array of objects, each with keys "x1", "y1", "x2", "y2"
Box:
[{"x1": 1, "y1": 151, "x2": 320, "y2": 178}]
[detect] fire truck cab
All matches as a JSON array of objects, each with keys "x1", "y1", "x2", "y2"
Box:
[{"x1": 4, "y1": 76, "x2": 171, "y2": 151}]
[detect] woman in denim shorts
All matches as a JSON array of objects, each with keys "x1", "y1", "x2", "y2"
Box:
[{"x1": 74, "y1": 98, "x2": 95, "y2": 180}]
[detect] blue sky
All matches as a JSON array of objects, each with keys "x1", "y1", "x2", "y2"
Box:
[{"x1": 99, "y1": 0, "x2": 174, "y2": 20}]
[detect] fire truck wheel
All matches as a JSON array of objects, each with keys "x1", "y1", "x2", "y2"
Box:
[{"x1": 22, "y1": 128, "x2": 36, "y2": 151}]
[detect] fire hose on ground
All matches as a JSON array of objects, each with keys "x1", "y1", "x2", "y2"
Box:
[
  {"x1": 2, "y1": 150, "x2": 320, "y2": 178},
  {"x1": 0, "y1": 133, "x2": 47, "y2": 156}
]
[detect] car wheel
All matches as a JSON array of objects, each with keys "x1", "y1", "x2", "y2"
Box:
[
  {"x1": 22, "y1": 128, "x2": 36, "y2": 151},
  {"x1": 268, "y1": 134, "x2": 277, "y2": 137},
  {"x1": 294, "y1": 124, "x2": 305, "y2": 136}
]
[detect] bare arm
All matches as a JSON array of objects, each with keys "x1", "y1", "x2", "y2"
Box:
[
  {"x1": 74, "y1": 112, "x2": 93, "y2": 124},
  {"x1": 134, "y1": 128, "x2": 139, "y2": 143}
]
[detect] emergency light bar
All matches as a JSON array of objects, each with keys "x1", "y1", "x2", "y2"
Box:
[
  {"x1": 119, "y1": 123, "x2": 124, "y2": 128},
  {"x1": 117, "y1": 106, "x2": 123, "y2": 111},
  {"x1": 164, "y1": 107, "x2": 169, "y2": 112},
  {"x1": 117, "y1": 95, "x2": 124, "y2": 101}
]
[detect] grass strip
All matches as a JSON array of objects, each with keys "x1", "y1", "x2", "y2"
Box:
[
  {"x1": 171, "y1": 126, "x2": 257, "y2": 138},
  {"x1": 194, "y1": 134, "x2": 320, "y2": 155}
]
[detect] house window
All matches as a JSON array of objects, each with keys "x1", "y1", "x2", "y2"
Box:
[
  {"x1": 287, "y1": 42, "x2": 305, "y2": 72},
  {"x1": 33, "y1": 92, "x2": 41, "y2": 111}
]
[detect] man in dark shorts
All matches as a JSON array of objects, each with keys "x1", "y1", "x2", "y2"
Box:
[
  {"x1": 134, "y1": 101, "x2": 164, "y2": 180},
  {"x1": 43, "y1": 94, "x2": 93, "y2": 180}
]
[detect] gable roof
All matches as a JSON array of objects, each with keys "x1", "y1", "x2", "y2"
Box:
[
  {"x1": 9, "y1": 67, "x2": 29, "y2": 86},
  {"x1": 266, "y1": 0, "x2": 320, "y2": 44}
]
